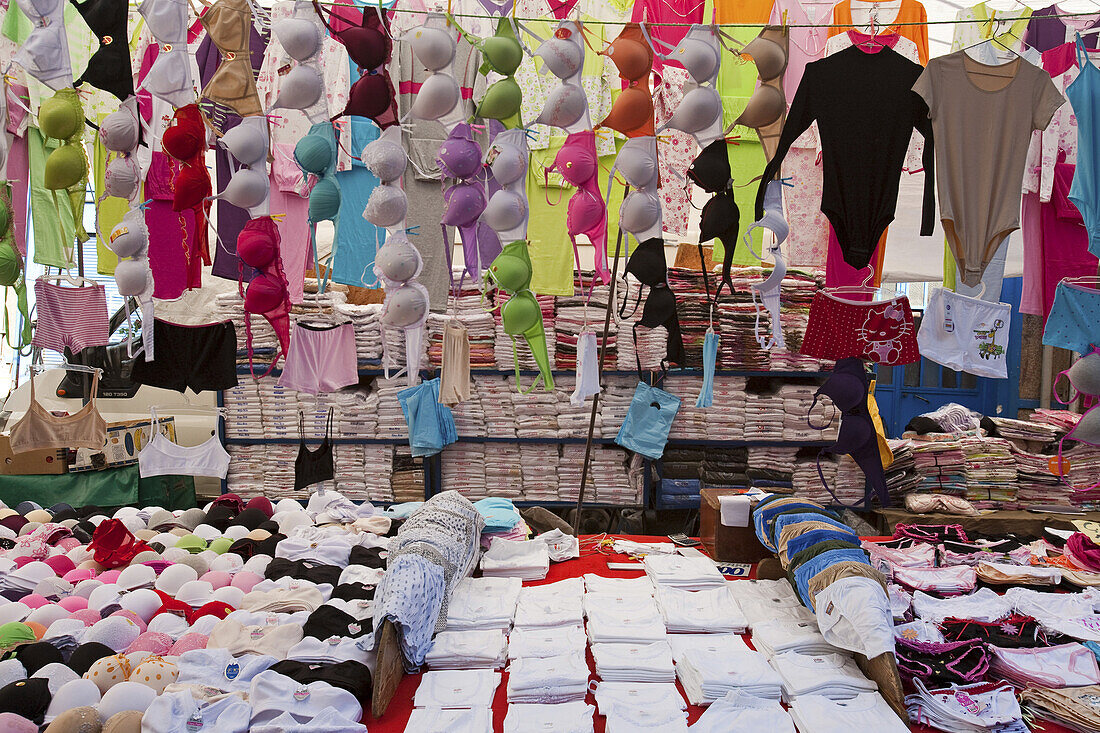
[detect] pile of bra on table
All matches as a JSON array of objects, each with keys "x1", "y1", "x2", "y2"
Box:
[
  {"x1": 0, "y1": 489, "x2": 397, "y2": 732},
  {"x1": 867, "y1": 524, "x2": 1100, "y2": 732}
]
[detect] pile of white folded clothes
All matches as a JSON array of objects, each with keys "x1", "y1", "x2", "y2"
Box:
[
  {"x1": 480, "y1": 538, "x2": 550, "y2": 581},
  {"x1": 424, "y1": 629, "x2": 508, "y2": 670},
  {"x1": 770, "y1": 650, "x2": 879, "y2": 700},
  {"x1": 677, "y1": 644, "x2": 785, "y2": 704},
  {"x1": 412, "y1": 668, "x2": 500, "y2": 710},
  {"x1": 728, "y1": 578, "x2": 817, "y2": 629},
  {"x1": 506, "y1": 651, "x2": 590, "y2": 703},
  {"x1": 643, "y1": 553, "x2": 727, "y2": 591},
  {"x1": 750, "y1": 619, "x2": 841, "y2": 657},
  {"x1": 373, "y1": 377, "x2": 410, "y2": 439},
  {"x1": 519, "y1": 445, "x2": 561, "y2": 501},
  {"x1": 707, "y1": 377, "x2": 747, "y2": 440},
  {"x1": 665, "y1": 375, "x2": 708, "y2": 440},
  {"x1": 508, "y1": 624, "x2": 587, "y2": 660},
  {"x1": 440, "y1": 443, "x2": 489, "y2": 500},
  {"x1": 478, "y1": 375, "x2": 518, "y2": 437},
  {"x1": 447, "y1": 380, "x2": 487, "y2": 437},
  {"x1": 906, "y1": 678, "x2": 1028, "y2": 733},
  {"x1": 788, "y1": 692, "x2": 910, "y2": 732},
  {"x1": 598, "y1": 380, "x2": 637, "y2": 438},
  {"x1": 656, "y1": 585, "x2": 748, "y2": 633},
  {"x1": 585, "y1": 583, "x2": 666, "y2": 645},
  {"x1": 514, "y1": 388, "x2": 560, "y2": 439},
  {"x1": 591, "y1": 639, "x2": 674, "y2": 682},
  {"x1": 445, "y1": 577, "x2": 522, "y2": 631},
  {"x1": 690, "y1": 691, "x2": 797, "y2": 733},
  {"x1": 514, "y1": 579, "x2": 585, "y2": 630},
  {"x1": 483, "y1": 443, "x2": 523, "y2": 500},
  {"x1": 407, "y1": 707, "x2": 493, "y2": 733},
  {"x1": 504, "y1": 701, "x2": 595, "y2": 733},
  {"x1": 332, "y1": 301, "x2": 383, "y2": 363}
]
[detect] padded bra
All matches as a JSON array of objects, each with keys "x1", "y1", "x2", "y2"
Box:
[
  {"x1": 732, "y1": 26, "x2": 788, "y2": 161},
  {"x1": 73, "y1": 0, "x2": 133, "y2": 100},
  {"x1": 598, "y1": 23, "x2": 654, "y2": 137},
  {"x1": 138, "y1": 0, "x2": 188, "y2": 43},
  {"x1": 201, "y1": 0, "x2": 263, "y2": 118},
  {"x1": 318, "y1": 3, "x2": 397, "y2": 127}
]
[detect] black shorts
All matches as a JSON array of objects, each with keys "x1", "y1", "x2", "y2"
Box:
[{"x1": 131, "y1": 319, "x2": 238, "y2": 393}]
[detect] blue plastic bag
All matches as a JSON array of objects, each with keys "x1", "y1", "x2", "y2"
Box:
[
  {"x1": 398, "y1": 378, "x2": 457, "y2": 457},
  {"x1": 615, "y1": 382, "x2": 681, "y2": 460}
]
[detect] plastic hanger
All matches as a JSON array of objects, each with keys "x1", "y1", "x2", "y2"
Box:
[
  {"x1": 825, "y1": 266, "x2": 879, "y2": 299},
  {"x1": 1065, "y1": 275, "x2": 1100, "y2": 288},
  {"x1": 31, "y1": 362, "x2": 104, "y2": 375},
  {"x1": 38, "y1": 269, "x2": 97, "y2": 288}
]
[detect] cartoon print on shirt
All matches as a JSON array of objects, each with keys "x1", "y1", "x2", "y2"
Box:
[
  {"x1": 859, "y1": 302, "x2": 912, "y2": 363},
  {"x1": 974, "y1": 319, "x2": 1005, "y2": 361}
]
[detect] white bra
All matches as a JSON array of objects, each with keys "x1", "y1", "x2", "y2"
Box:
[{"x1": 138, "y1": 408, "x2": 231, "y2": 479}]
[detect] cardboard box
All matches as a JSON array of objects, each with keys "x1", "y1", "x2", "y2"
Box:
[
  {"x1": 0, "y1": 435, "x2": 67, "y2": 475},
  {"x1": 69, "y1": 417, "x2": 176, "y2": 473},
  {"x1": 699, "y1": 488, "x2": 772, "y2": 564}
]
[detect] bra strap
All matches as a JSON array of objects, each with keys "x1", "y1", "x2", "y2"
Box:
[
  {"x1": 1053, "y1": 369, "x2": 1077, "y2": 406},
  {"x1": 1078, "y1": 32, "x2": 1089, "y2": 69},
  {"x1": 325, "y1": 406, "x2": 334, "y2": 441}
]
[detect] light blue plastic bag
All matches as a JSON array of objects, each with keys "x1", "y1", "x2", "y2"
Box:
[{"x1": 616, "y1": 382, "x2": 681, "y2": 459}]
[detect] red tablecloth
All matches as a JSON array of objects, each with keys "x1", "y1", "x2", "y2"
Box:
[{"x1": 363, "y1": 535, "x2": 1074, "y2": 733}]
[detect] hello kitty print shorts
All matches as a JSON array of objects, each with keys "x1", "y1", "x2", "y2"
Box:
[{"x1": 801, "y1": 291, "x2": 920, "y2": 365}]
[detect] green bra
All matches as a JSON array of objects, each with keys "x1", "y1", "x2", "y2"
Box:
[{"x1": 488, "y1": 240, "x2": 553, "y2": 391}]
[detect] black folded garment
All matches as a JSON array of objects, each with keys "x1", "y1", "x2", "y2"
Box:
[
  {"x1": 747, "y1": 468, "x2": 793, "y2": 482},
  {"x1": 703, "y1": 471, "x2": 748, "y2": 486},
  {"x1": 661, "y1": 463, "x2": 703, "y2": 480}
]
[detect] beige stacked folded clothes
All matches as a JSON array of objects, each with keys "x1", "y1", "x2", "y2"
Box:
[{"x1": 1021, "y1": 684, "x2": 1100, "y2": 732}]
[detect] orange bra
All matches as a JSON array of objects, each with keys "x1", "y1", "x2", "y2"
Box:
[
  {"x1": 598, "y1": 23, "x2": 655, "y2": 138},
  {"x1": 9, "y1": 371, "x2": 107, "y2": 454},
  {"x1": 201, "y1": 0, "x2": 262, "y2": 117}
]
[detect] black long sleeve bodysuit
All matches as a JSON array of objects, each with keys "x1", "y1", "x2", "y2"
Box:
[{"x1": 756, "y1": 44, "x2": 936, "y2": 270}]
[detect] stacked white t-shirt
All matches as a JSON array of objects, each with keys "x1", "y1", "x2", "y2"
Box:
[
  {"x1": 413, "y1": 670, "x2": 501, "y2": 708},
  {"x1": 446, "y1": 577, "x2": 522, "y2": 631},
  {"x1": 506, "y1": 652, "x2": 589, "y2": 703},
  {"x1": 751, "y1": 620, "x2": 841, "y2": 657},
  {"x1": 423, "y1": 630, "x2": 508, "y2": 670},
  {"x1": 769, "y1": 651, "x2": 878, "y2": 700},
  {"x1": 404, "y1": 707, "x2": 493, "y2": 733},
  {"x1": 503, "y1": 702, "x2": 593, "y2": 733},
  {"x1": 514, "y1": 580, "x2": 584, "y2": 629},
  {"x1": 480, "y1": 538, "x2": 550, "y2": 581},
  {"x1": 604, "y1": 706, "x2": 689, "y2": 733},
  {"x1": 729, "y1": 580, "x2": 815, "y2": 629},
  {"x1": 644, "y1": 554, "x2": 726, "y2": 590},
  {"x1": 592, "y1": 681, "x2": 686, "y2": 715},
  {"x1": 591, "y1": 641, "x2": 675, "y2": 682},
  {"x1": 691, "y1": 691, "x2": 797, "y2": 733},
  {"x1": 788, "y1": 692, "x2": 909, "y2": 732},
  {"x1": 677, "y1": 647, "x2": 785, "y2": 704},
  {"x1": 655, "y1": 586, "x2": 748, "y2": 633},
  {"x1": 583, "y1": 574, "x2": 654, "y2": 597},
  {"x1": 507, "y1": 625, "x2": 587, "y2": 660},
  {"x1": 666, "y1": 633, "x2": 750, "y2": 665},
  {"x1": 585, "y1": 603, "x2": 667, "y2": 645}
]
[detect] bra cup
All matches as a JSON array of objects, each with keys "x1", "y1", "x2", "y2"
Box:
[
  {"x1": 741, "y1": 35, "x2": 787, "y2": 81},
  {"x1": 550, "y1": 140, "x2": 596, "y2": 188},
  {"x1": 699, "y1": 191, "x2": 739, "y2": 242},
  {"x1": 363, "y1": 184, "x2": 407, "y2": 228},
  {"x1": 566, "y1": 190, "x2": 604, "y2": 236},
  {"x1": 107, "y1": 216, "x2": 149, "y2": 259},
  {"x1": 624, "y1": 238, "x2": 667, "y2": 287},
  {"x1": 408, "y1": 73, "x2": 459, "y2": 121},
  {"x1": 671, "y1": 36, "x2": 720, "y2": 83},
  {"x1": 274, "y1": 65, "x2": 324, "y2": 111},
  {"x1": 489, "y1": 147, "x2": 526, "y2": 187},
  {"x1": 18, "y1": 0, "x2": 61, "y2": 20},
  {"x1": 638, "y1": 284, "x2": 676, "y2": 328},
  {"x1": 817, "y1": 372, "x2": 866, "y2": 412},
  {"x1": 1067, "y1": 351, "x2": 1100, "y2": 398},
  {"x1": 735, "y1": 84, "x2": 786, "y2": 129},
  {"x1": 615, "y1": 140, "x2": 659, "y2": 190},
  {"x1": 38, "y1": 94, "x2": 81, "y2": 140},
  {"x1": 441, "y1": 182, "x2": 486, "y2": 228},
  {"x1": 619, "y1": 191, "x2": 660, "y2": 234},
  {"x1": 375, "y1": 236, "x2": 422, "y2": 282},
  {"x1": 687, "y1": 140, "x2": 731, "y2": 193},
  {"x1": 237, "y1": 220, "x2": 278, "y2": 268},
  {"x1": 44, "y1": 145, "x2": 85, "y2": 190},
  {"x1": 488, "y1": 248, "x2": 531, "y2": 292},
  {"x1": 173, "y1": 165, "x2": 211, "y2": 211},
  {"x1": 272, "y1": 17, "x2": 321, "y2": 62},
  {"x1": 836, "y1": 415, "x2": 875, "y2": 455},
  {"x1": 667, "y1": 86, "x2": 721, "y2": 134},
  {"x1": 535, "y1": 38, "x2": 582, "y2": 79},
  {"x1": 361, "y1": 137, "x2": 406, "y2": 183},
  {"x1": 535, "y1": 83, "x2": 586, "y2": 129},
  {"x1": 143, "y1": 49, "x2": 193, "y2": 107},
  {"x1": 480, "y1": 35, "x2": 523, "y2": 76},
  {"x1": 162, "y1": 123, "x2": 204, "y2": 162},
  {"x1": 341, "y1": 26, "x2": 388, "y2": 70},
  {"x1": 1068, "y1": 406, "x2": 1100, "y2": 446},
  {"x1": 476, "y1": 77, "x2": 522, "y2": 121},
  {"x1": 99, "y1": 108, "x2": 140, "y2": 153},
  {"x1": 410, "y1": 26, "x2": 456, "y2": 71},
  {"x1": 219, "y1": 168, "x2": 268, "y2": 209},
  {"x1": 600, "y1": 87, "x2": 654, "y2": 136},
  {"x1": 294, "y1": 134, "x2": 334, "y2": 175},
  {"x1": 244, "y1": 273, "x2": 286, "y2": 314},
  {"x1": 605, "y1": 33, "x2": 651, "y2": 81},
  {"x1": 483, "y1": 190, "x2": 527, "y2": 232},
  {"x1": 221, "y1": 119, "x2": 268, "y2": 167},
  {"x1": 382, "y1": 285, "x2": 429, "y2": 328},
  {"x1": 500, "y1": 294, "x2": 540, "y2": 335},
  {"x1": 437, "y1": 126, "x2": 483, "y2": 179},
  {"x1": 138, "y1": 0, "x2": 188, "y2": 43},
  {"x1": 114, "y1": 258, "x2": 151, "y2": 297},
  {"x1": 345, "y1": 73, "x2": 394, "y2": 121},
  {"x1": 105, "y1": 157, "x2": 140, "y2": 199},
  {"x1": 308, "y1": 178, "x2": 341, "y2": 222}
]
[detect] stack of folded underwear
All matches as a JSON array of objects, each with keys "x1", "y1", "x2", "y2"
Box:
[
  {"x1": 514, "y1": 580, "x2": 584, "y2": 630},
  {"x1": 555, "y1": 274, "x2": 615, "y2": 371},
  {"x1": 771, "y1": 269, "x2": 826, "y2": 372},
  {"x1": 644, "y1": 554, "x2": 727, "y2": 591},
  {"x1": 555, "y1": 376, "x2": 603, "y2": 434},
  {"x1": 702, "y1": 446, "x2": 750, "y2": 487},
  {"x1": 1021, "y1": 684, "x2": 1100, "y2": 732},
  {"x1": 446, "y1": 577, "x2": 522, "y2": 631},
  {"x1": 480, "y1": 538, "x2": 549, "y2": 581},
  {"x1": 514, "y1": 389, "x2": 559, "y2": 439},
  {"x1": 216, "y1": 291, "x2": 278, "y2": 361},
  {"x1": 781, "y1": 383, "x2": 822, "y2": 441},
  {"x1": 656, "y1": 586, "x2": 748, "y2": 633},
  {"x1": 390, "y1": 448, "x2": 425, "y2": 503},
  {"x1": 1031, "y1": 408, "x2": 1082, "y2": 433},
  {"x1": 666, "y1": 266, "x2": 711, "y2": 369},
  {"x1": 334, "y1": 390, "x2": 380, "y2": 438},
  {"x1": 426, "y1": 312, "x2": 497, "y2": 370},
  {"x1": 750, "y1": 619, "x2": 841, "y2": 657},
  {"x1": 748, "y1": 446, "x2": 798, "y2": 484},
  {"x1": 423, "y1": 629, "x2": 508, "y2": 670},
  {"x1": 989, "y1": 643, "x2": 1100, "y2": 688},
  {"x1": 504, "y1": 701, "x2": 594, "y2": 733},
  {"x1": 413, "y1": 669, "x2": 500, "y2": 709},
  {"x1": 665, "y1": 375, "x2": 708, "y2": 440},
  {"x1": 508, "y1": 625, "x2": 587, "y2": 660},
  {"x1": 1013, "y1": 443, "x2": 1073, "y2": 505},
  {"x1": 448, "y1": 381, "x2": 486, "y2": 437},
  {"x1": 667, "y1": 634, "x2": 751, "y2": 665},
  {"x1": 478, "y1": 375, "x2": 518, "y2": 437},
  {"x1": 483, "y1": 443, "x2": 522, "y2": 500},
  {"x1": 885, "y1": 440, "x2": 921, "y2": 498},
  {"x1": 707, "y1": 377, "x2": 747, "y2": 440},
  {"x1": 518, "y1": 445, "x2": 561, "y2": 501},
  {"x1": 585, "y1": 602, "x2": 666, "y2": 645},
  {"x1": 911, "y1": 440, "x2": 967, "y2": 495},
  {"x1": 911, "y1": 587, "x2": 1013, "y2": 625},
  {"x1": 792, "y1": 452, "x2": 839, "y2": 504},
  {"x1": 440, "y1": 443, "x2": 488, "y2": 500},
  {"x1": 961, "y1": 437, "x2": 1018, "y2": 509},
  {"x1": 988, "y1": 416, "x2": 1060, "y2": 443},
  {"x1": 598, "y1": 381, "x2": 637, "y2": 439},
  {"x1": 591, "y1": 641, "x2": 675, "y2": 682},
  {"x1": 332, "y1": 301, "x2": 384, "y2": 364},
  {"x1": 691, "y1": 690, "x2": 796, "y2": 732},
  {"x1": 616, "y1": 279, "x2": 667, "y2": 371},
  {"x1": 373, "y1": 377, "x2": 410, "y2": 439},
  {"x1": 744, "y1": 387, "x2": 786, "y2": 442},
  {"x1": 677, "y1": 647, "x2": 785, "y2": 703},
  {"x1": 769, "y1": 650, "x2": 878, "y2": 699},
  {"x1": 362, "y1": 445, "x2": 395, "y2": 502},
  {"x1": 221, "y1": 381, "x2": 260, "y2": 440},
  {"x1": 893, "y1": 565, "x2": 977, "y2": 595},
  {"x1": 788, "y1": 692, "x2": 908, "y2": 732},
  {"x1": 256, "y1": 382, "x2": 297, "y2": 439}
]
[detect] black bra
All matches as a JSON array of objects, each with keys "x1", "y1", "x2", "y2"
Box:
[{"x1": 295, "y1": 407, "x2": 334, "y2": 490}]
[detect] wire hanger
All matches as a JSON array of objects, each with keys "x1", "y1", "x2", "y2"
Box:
[{"x1": 1065, "y1": 275, "x2": 1100, "y2": 288}]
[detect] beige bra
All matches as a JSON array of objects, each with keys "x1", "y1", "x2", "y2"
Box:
[{"x1": 9, "y1": 371, "x2": 107, "y2": 453}]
